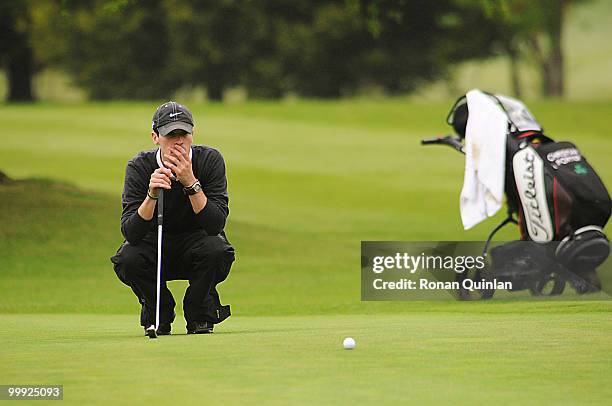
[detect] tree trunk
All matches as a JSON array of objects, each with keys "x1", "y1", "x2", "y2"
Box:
[
  {"x1": 207, "y1": 80, "x2": 224, "y2": 101},
  {"x1": 545, "y1": 0, "x2": 565, "y2": 97},
  {"x1": 526, "y1": 0, "x2": 566, "y2": 98},
  {"x1": 7, "y1": 45, "x2": 35, "y2": 102},
  {"x1": 506, "y1": 42, "x2": 522, "y2": 98}
]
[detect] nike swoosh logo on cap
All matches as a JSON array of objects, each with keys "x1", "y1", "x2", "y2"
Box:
[{"x1": 169, "y1": 112, "x2": 183, "y2": 117}]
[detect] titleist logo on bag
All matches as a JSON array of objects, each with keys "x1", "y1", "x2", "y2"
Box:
[
  {"x1": 547, "y1": 147, "x2": 581, "y2": 168},
  {"x1": 513, "y1": 147, "x2": 554, "y2": 242}
]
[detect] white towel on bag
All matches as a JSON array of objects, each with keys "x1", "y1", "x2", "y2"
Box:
[{"x1": 460, "y1": 90, "x2": 508, "y2": 230}]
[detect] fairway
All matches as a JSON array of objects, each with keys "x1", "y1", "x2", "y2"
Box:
[
  {"x1": 2, "y1": 312, "x2": 611, "y2": 404},
  {"x1": 1, "y1": 100, "x2": 611, "y2": 404}
]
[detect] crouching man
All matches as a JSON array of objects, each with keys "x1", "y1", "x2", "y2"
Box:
[{"x1": 111, "y1": 101, "x2": 234, "y2": 335}]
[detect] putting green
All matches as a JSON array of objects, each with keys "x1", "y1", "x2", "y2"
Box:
[
  {"x1": 1, "y1": 100, "x2": 611, "y2": 404},
  {"x1": 1, "y1": 313, "x2": 611, "y2": 405}
]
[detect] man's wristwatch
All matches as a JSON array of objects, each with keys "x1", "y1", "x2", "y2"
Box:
[
  {"x1": 184, "y1": 180, "x2": 202, "y2": 196},
  {"x1": 147, "y1": 188, "x2": 159, "y2": 200}
]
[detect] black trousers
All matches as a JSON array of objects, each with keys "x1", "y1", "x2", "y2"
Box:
[{"x1": 111, "y1": 230, "x2": 234, "y2": 327}]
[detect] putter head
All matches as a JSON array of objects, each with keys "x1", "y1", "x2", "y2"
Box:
[{"x1": 146, "y1": 325, "x2": 158, "y2": 339}]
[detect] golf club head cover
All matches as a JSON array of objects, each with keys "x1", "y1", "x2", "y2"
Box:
[{"x1": 555, "y1": 226, "x2": 610, "y2": 272}]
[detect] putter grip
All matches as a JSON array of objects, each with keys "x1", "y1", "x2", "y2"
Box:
[
  {"x1": 157, "y1": 189, "x2": 164, "y2": 226},
  {"x1": 421, "y1": 135, "x2": 465, "y2": 154},
  {"x1": 421, "y1": 137, "x2": 443, "y2": 145},
  {"x1": 421, "y1": 135, "x2": 454, "y2": 145}
]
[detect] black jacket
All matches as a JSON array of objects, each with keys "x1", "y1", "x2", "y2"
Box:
[{"x1": 120, "y1": 145, "x2": 229, "y2": 244}]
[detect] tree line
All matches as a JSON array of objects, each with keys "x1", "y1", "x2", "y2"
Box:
[{"x1": 0, "y1": 0, "x2": 572, "y2": 102}]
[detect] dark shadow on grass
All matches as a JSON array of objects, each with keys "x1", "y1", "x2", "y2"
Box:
[
  {"x1": 140, "y1": 326, "x2": 318, "y2": 337},
  {"x1": 0, "y1": 170, "x2": 11, "y2": 184}
]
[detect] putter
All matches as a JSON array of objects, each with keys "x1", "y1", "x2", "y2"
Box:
[{"x1": 146, "y1": 188, "x2": 164, "y2": 339}]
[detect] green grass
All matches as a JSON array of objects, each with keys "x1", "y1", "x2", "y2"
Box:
[
  {"x1": 1, "y1": 100, "x2": 611, "y2": 315},
  {"x1": 1, "y1": 100, "x2": 611, "y2": 404},
  {"x1": 2, "y1": 313, "x2": 611, "y2": 405}
]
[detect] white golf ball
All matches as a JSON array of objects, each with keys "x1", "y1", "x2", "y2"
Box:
[{"x1": 343, "y1": 337, "x2": 356, "y2": 350}]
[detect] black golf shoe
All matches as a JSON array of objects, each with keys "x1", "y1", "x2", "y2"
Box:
[
  {"x1": 143, "y1": 323, "x2": 171, "y2": 336},
  {"x1": 186, "y1": 321, "x2": 214, "y2": 334}
]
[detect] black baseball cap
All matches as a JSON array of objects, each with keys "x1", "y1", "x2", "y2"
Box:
[{"x1": 152, "y1": 101, "x2": 194, "y2": 136}]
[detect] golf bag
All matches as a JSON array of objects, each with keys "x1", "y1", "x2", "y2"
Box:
[{"x1": 438, "y1": 92, "x2": 611, "y2": 297}]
